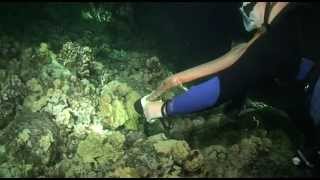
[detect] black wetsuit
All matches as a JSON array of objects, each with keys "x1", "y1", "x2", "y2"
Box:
[
  {"x1": 163, "y1": 3, "x2": 320, "y2": 172},
  {"x1": 218, "y1": 3, "x2": 301, "y2": 104},
  {"x1": 165, "y1": 3, "x2": 303, "y2": 116},
  {"x1": 218, "y1": 3, "x2": 320, "y2": 152}
]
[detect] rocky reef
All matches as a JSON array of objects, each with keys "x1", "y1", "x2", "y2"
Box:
[{"x1": 0, "y1": 3, "x2": 304, "y2": 178}]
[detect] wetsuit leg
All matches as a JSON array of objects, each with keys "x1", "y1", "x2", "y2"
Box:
[
  {"x1": 310, "y1": 77, "x2": 320, "y2": 127},
  {"x1": 166, "y1": 76, "x2": 220, "y2": 116}
]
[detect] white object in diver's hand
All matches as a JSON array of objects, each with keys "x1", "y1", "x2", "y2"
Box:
[{"x1": 141, "y1": 94, "x2": 163, "y2": 124}]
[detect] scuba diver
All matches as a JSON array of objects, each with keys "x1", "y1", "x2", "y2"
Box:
[{"x1": 134, "y1": 2, "x2": 320, "y2": 175}]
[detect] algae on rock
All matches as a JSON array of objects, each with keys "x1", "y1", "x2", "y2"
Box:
[
  {"x1": 112, "y1": 167, "x2": 140, "y2": 178},
  {"x1": 98, "y1": 80, "x2": 140, "y2": 130},
  {"x1": 0, "y1": 109, "x2": 60, "y2": 177},
  {"x1": 76, "y1": 132, "x2": 124, "y2": 165},
  {"x1": 122, "y1": 133, "x2": 205, "y2": 178},
  {"x1": 153, "y1": 139, "x2": 191, "y2": 165},
  {"x1": 23, "y1": 78, "x2": 48, "y2": 112},
  {"x1": 0, "y1": 72, "x2": 25, "y2": 129}
]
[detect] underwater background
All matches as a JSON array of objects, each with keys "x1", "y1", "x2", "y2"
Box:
[{"x1": 0, "y1": 2, "x2": 308, "y2": 177}]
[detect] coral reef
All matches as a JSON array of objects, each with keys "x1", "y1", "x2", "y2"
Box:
[{"x1": 0, "y1": 3, "x2": 303, "y2": 178}]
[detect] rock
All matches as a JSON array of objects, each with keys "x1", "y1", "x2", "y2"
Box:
[
  {"x1": 98, "y1": 80, "x2": 140, "y2": 130},
  {"x1": 76, "y1": 132, "x2": 123, "y2": 165},
  {"x1": 55, "y1": 108, "x2": 72, "y2": 127},
  {"x1": 184, "y1": 150, "x2": 204, "y2": 172},
  {"x1": 112, "y1": 167, "x2": 140, "y2": 178},
  {"x1": 153, "y1": 139, "x2": 191, "y2": 165},
  {"x1": 0, "y1": 73, "x2": 25, "y2": 129},
  {"x1": 104, "y1": 131, "x2": 126, "y2": 150},
  {"x1": 0, "y1": 109, "x2": 60, "y2": 177}
]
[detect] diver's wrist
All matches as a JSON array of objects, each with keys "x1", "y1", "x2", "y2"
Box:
[{"x1": 161, "y1": 100, "x2": 169, "y2": 117}]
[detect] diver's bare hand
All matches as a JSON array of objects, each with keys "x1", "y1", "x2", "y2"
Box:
[
  {"x1": 147, "y1": 90, "x2": 161, "y2": 101},
  {"x1": 147, "y1": 76, "x2": 182, "y2": 101}
]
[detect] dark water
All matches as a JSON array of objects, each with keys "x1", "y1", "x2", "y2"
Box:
[
  {"x1": 0, "y1": 2, "x2": 246, "y2": 68},
  {"x1": 133, "y1": 2, "x2": 247, "y2": 70}
]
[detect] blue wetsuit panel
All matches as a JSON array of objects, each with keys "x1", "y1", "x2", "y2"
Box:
[
  {"x1": 166, "y1": 76, "x2": 220, "y2": 116},
  {"x1": 310, "y1": 77, "x2": 320, "y2": 126}
]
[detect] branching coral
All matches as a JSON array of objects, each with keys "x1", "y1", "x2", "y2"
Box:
[{"x1": 58, "y1": 41, "x2": 94, "y2": 79}]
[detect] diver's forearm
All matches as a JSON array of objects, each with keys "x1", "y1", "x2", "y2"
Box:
[
  {"x1": 174, "y1": 43, "x2": 248, "y2": 84},
  {"x1": 171, "y1": 31, "x2": 262, "y2": 85},
  {"x1": 148, "y1": 32, "x2": 262, "y2": 100},
  {"x1": 148, "y1": 43, "x2": 248, "y2": 100}
]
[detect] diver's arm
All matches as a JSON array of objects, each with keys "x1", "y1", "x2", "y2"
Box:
[{"x1": 148, "y1": 31, "x2": 262, "y2": 101}]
